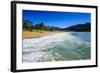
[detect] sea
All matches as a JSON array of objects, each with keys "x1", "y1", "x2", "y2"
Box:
[{"x1": 22, "y1": 32, "x2": 91, "y2": 63}]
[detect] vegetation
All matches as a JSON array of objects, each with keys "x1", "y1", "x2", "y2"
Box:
[
  {"x1": 23, "y1": 20, "x2": 33, "y2": 31},
  {"x1": 64, "y1": 23, "x2": 91, "y2": 31},
  {"x1": 23, "y1": 20, "x2": 64, "y2": 32},
  {"x1": 23, "y1": 20, "x2": 91, "y2": 32}
]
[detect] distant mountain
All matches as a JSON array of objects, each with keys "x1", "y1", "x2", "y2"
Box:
[{"x1": 64, "y1": 23, "x2": 91, "y2": 31}]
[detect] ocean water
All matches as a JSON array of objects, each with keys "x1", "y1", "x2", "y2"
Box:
[{"x1": 22, "y1": 32, "x2": 91, "y2": 63}]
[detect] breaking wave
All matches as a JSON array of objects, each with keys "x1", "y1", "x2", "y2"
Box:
[{"x1": 22, "y1": 32, "x2": 91, "y2": 63}]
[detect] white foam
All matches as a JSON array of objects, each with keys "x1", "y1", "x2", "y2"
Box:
[{"x1": 23, "y1": 32, "x2": 90, "y2": 63}]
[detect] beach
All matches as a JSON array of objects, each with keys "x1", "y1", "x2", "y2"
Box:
[{"x1": 23, "y1": 31, "x2": 64, "y2": 39}]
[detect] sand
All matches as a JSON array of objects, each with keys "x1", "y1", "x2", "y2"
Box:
[{"x1": 23, "y1": 31, "x2": 64, "y2": 39}]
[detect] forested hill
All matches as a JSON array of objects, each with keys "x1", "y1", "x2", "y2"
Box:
[
  {"x1": 23, "y1": 20, "x2": 90, "y2": 32},
  {"x1": 64, "y1": 23, "x2": 91, "y2": 31}
]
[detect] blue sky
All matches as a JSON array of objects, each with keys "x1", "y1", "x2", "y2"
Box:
[{"x1": 23, "y1": 10, "x2": 91, "y2": 28}]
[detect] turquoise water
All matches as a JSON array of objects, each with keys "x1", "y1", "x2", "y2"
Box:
[{"x1": 22, "y1": 32, "x2": 91, "y2": 63}]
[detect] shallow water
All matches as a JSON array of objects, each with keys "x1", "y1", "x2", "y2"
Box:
[{"x1": 22, "y1": 32, "x2": 91, "y2": 63}]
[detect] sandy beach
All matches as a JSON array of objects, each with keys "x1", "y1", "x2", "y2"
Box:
[{"x1": 22, "y1": 31, "x2": 65, "y2": 39}]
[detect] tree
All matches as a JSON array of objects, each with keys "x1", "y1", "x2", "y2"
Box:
[
  {"x1": 34, "y1": 22, "x2": 45, "y2": 30},
  {"x1": 23, "y1": 20, "x2": 33, "y2": 31},
  {"x1": 23, "y1": 20, "x2": 64, "y2": 32}
]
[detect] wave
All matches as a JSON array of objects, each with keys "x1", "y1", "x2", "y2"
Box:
[{"x1": 22, "y1": 32, "x2": 91, "y2": 63}]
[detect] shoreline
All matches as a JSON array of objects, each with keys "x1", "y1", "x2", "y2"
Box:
[{"x1": 22, "y1": 31, "x2": 65, "y2": 39}]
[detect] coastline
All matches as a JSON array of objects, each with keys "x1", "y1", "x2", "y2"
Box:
[{"x1": 22, "y1": 31, "x2": 65, "y2": 39}]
